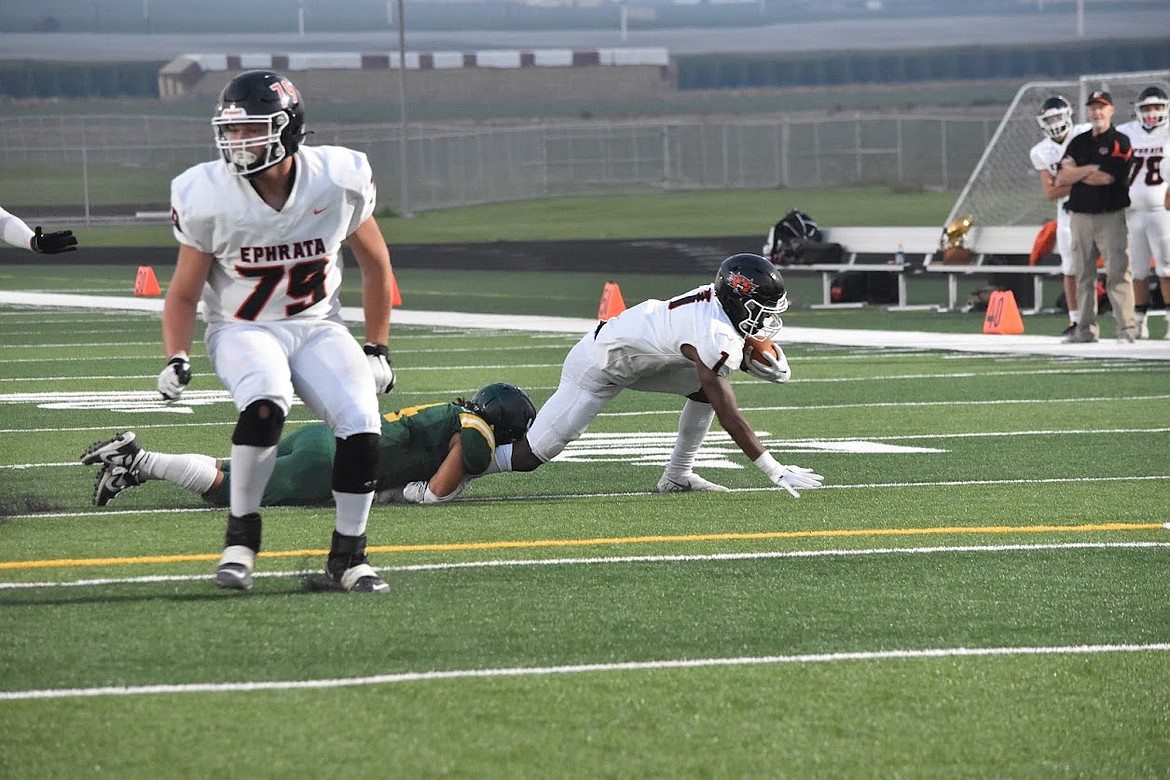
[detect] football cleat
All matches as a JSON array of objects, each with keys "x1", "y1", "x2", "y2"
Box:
[
  {"x1": 1060, "y1": 322, "x2": 1077, "y2": 338},
  {"x1": 215, "y1": 545, "x2": 256, "y2": 592},
  {"x1": 81, "y1": 431, "x2": 145, "y2": 470},
  {"x1": 311, "y1": 561, "x2": 390, "y2": 593},
  {"x1": 311, "y1": 532, "x2": 389, "y2": 593},
  {"x1": 1135, "y1": 318, "x2": 1150, "y2": 340},
  {"x1": 656, "y1": 472, "x2": 731, "y2": 493},
  {"x1": 327, "y1": 563, "x2": 390, "y2": 593},
  {"x1": 92, "y1": 465, "x2": 143, "y2": 507}
]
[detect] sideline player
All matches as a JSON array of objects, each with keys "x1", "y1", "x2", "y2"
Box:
[
  {"x1": 0, "y1": 206, "x2": 77, "y2": 254},
  {"x1": 1117, "y1": 85, "x2": 1170, "y2": 339},
  {"x1": 82, "y1": 383, "x2": 536, "y2": 508},
  {"x1": 481, "y1": 253, "x2": 823, "y2": 497},
  {"x1": 1031, "y1": 95, "x2": 1091, "y2": 336},
  {"x1": 127, "y1": 70, "x2": 397, "y2": 593}
]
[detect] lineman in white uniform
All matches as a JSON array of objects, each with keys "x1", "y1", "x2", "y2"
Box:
[
  {"x1": 1031, "y1": 95, "x2": 1091, "y2": 336},
  {"x1": 93, "y1": 70, "x2": 397, "y2": 594},
  {"x1": 1117, "y1": 85, "x2": 1170, "y2": 339},
  {"x1": 484, "y1": 253, "x2": 824, "y2": 497}
]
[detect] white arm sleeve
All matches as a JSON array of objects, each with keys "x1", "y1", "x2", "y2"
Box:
[{"x1": 0, "y1": 206, "x2": 35, "y2": 251}]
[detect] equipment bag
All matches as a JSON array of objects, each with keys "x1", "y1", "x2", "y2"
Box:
[{"x1": 765, "y1": 209, "x2": 846, "y2": 266}]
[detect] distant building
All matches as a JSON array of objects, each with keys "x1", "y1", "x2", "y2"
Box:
[{"x1": 159, "y1": 49, "x2": 673, "y2": 105}]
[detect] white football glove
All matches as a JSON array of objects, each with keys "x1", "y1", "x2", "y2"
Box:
[
  {"x1": 754, "y1": 452, "x2": 823, "y2": 498},
  {"x1": 363, "y1": 343, "x2": 396, "y2": 394},
  {"x1": 400, "y1": 479, "x2": 467, "y2": 504},
  {"x1": 743, "y1": 345, "x2": 791, "y2": 383},
  {"x1": 157, "y1": 354, "x2": 192, "y2": 401}
]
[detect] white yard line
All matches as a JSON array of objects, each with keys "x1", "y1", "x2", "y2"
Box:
[
  {"x1": 1, "y1": 640, "x2": 1166, "y2": 701},
  {"x1": 3, "y1": 291, "x2": 1168, "y2": 360},
  {"x1": 3, "y1": 542, "x2": 1167, "y2": 700},
  {"x1": 4, "y1": 423, "x2": 1166, "y2": 451},
  {"x1": 3, "y1": 473, "x2": 1168, "y2": 508},
  {"x1": 4, "y1": 541, "x2": 1167, "y2": 590}
]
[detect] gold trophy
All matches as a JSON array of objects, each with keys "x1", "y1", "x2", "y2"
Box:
[{"x1": 940, "y1": 214, "x2": 973, "y2": 264}]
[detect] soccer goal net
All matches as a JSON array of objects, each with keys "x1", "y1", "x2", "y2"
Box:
[{"x1": 945, "y1": 69, "x2": 1170, "y2": 232}]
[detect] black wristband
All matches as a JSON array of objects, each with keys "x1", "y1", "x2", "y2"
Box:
[{"x1": 363, "y1": 343, "x2": 389, "y2": 359}]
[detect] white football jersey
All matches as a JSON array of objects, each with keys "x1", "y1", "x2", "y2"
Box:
[
  {"x1": 171, "y1": 145, "x2": 377, "y2": 324},
  {"x1": 1029, "y1": 123, "x2": 1091, "y2": 225},
  {"x1": 593, "y1": 284, "x2": 744, "y2": 394},
  {"x1": 1117, "y1": 120, "x2": 1169, "y2": 211}
]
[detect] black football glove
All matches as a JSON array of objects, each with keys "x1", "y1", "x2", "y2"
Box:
[{"x1": 31, "y1": 226, "x2": 78, "y2": 255}]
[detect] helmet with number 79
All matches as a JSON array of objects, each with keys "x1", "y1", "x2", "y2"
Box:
[
  {"x1": 466, "y1": 383, "x2": 537, "y2": 446},
  {"x1": 1134, "y1": 85, "x2": 1169, "y2": 132},
  {"x1": 1036, "y1": 95, "x2": 1073, "y2": 141},
  {"x1": 714, "y1": 253, "x2": 789, "y2": 339},
  {"x1": 213, "y1": 70, "x2": 307, "y2": 178}
]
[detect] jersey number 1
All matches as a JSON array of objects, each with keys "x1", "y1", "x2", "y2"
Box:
[
  {"x1": 668, "y1": 288, "x2": 712, "y2": 309},
  {"x1": 235, "y1": 259, "x2": 328, "y2": 320}
]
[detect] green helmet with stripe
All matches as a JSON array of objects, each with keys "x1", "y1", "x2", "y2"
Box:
[{"x1": 467, "y1": 383, "x2": 536, "y2": 445}]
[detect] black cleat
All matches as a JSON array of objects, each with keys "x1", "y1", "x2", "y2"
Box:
[{"x1": 81, "y1": 431, "x2": 144, "y2": 470}]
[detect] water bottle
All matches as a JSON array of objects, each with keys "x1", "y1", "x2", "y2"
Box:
[{"x1": 895, "y1": 244, "x2": 906, "y2": 266}]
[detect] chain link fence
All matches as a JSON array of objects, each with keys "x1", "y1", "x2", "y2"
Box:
[{"x1": 1, "y1": 113, "x2": 998, "y2": 221}]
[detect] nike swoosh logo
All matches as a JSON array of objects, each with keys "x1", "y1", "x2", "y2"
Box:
[{"x1": 313, "y1": 207, "x2": 328, "y2": 214}]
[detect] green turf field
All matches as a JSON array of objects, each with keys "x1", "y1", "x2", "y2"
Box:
[
  {"x1": 0, "y1": 260, "x2": 1102, "y2": 336},
  {"x1": 67, "y1": 186, "x2": 958, "y2": 247},
  {"x1": 1, "y1": 276, "x2": 1167, "y2": 775}
]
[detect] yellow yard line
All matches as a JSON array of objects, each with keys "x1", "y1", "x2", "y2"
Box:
[{"x1": 0, "y1": 522, "x2": 1162, "y2": 571}]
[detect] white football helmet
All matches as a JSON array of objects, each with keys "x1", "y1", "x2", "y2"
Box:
[
  {"x1": 1135, "y1": 85, "x2": 1169, "y2": 132},
  {"x1": 1036, "y1": 95, "x2": 1073, "y2": 141}
]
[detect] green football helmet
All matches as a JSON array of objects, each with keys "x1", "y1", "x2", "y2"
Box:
[{"x1": 467, "y1": 383, "x2": 536, "y2": 445}]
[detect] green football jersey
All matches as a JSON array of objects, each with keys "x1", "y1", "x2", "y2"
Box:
[
  {"x1": 208, "y1": 402, "x2": 495, "y2": 506},
  {"x1": 376, "y1": 401, "x2": 496, "y2": 487}
]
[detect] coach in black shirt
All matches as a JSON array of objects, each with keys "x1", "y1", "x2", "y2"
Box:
[{"x1": 1055, "y1": 90, "x2": 1137, "y2": 343}]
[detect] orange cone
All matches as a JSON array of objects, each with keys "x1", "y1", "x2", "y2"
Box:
[
  {"x1": 983, "y1": 290, "x2": 1024, "y2": 335},
  {"x1": 134, "y1": 265, "x2": 161, "y2": 297},
  {"x1": 390, "y1": 271, "x2": 403, "y2": 306},
  {"x1": 597, "y1": 281, "x2": 625, "y2": 320}
]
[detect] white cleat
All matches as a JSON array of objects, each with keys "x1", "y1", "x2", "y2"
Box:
[
  {"x1": 215, "y1": 545, "x2": 256, "y2": 592},
  {"x1": 656, "y1": 472, "x2": 731, "y2": 493}
]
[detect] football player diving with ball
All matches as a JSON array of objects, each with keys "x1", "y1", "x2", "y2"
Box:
[{"x1": 480, "y1": 253, "x2": 823, "y2": 497}]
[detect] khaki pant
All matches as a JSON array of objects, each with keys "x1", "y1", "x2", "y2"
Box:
[{"x1": 1069, "y1": 209, "x2": 1135, "y2": 338}]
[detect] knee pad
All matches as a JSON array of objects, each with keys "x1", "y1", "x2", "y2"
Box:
[
  {"x1": 232, "y1": 400, "x2": 285, "y2": 447},
  {"x1": 333, "y1": 432, "x2": 379, "y2": 493}
]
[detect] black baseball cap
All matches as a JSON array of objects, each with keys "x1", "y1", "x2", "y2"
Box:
[{"x1": 1086, "y1": 91, "x2": 1113, "y2": 106}]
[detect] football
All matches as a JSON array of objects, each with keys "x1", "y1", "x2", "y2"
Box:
[{"x1": 744, "y1": 335, "x2": 779, "y2": 366}]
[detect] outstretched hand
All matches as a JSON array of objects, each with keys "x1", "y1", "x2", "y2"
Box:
[
  {"x1": 31, "y1": 226, "x2": 78, "y2": 254},
  {"x1": 754, "y1": 452, "x2": 823, "y2": 498}
]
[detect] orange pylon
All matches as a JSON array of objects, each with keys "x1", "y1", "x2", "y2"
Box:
[
  {"x1": 390, "y1": 272, "x2": 403, "y2": 307},
  {"x1": 134, "y1": 266, "x2": 161, "y2": 297},
  {"x1": 597, "y1": 281, "x2": 625, "y2": 320},
  {"x1": 983, "y1": 290, "x2": 1024, "y2": 335}
]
